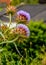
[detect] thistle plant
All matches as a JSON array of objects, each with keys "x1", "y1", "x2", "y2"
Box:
[
  {"x1": 4, "y1": 5, "x2": 16, "y2": 34},
  {"x1": 6, "y1": 5, "x2": 16, "y2": 27},
  {"x1": 0, "y1": 3, "x2": 31, "y2": 64}
]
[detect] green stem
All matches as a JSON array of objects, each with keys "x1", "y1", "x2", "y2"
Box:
[
  {"x1": 13, "y1": 42, "x2": 23, "y2": 57},
  {"x1": 4, "y1": 14, "x2": 12, "y2": 34},
  {"x1": 0, "y1": 32, "x2": 6, "y2": 41},
  {"x1": 9, "y1": 13, "x2": 12, "y2": 27},
  {"x1": 4, "y1": 28, "x2": 10, "y2": 34},
  {"x1": 0, "y1": 36, "x2": 19, "y2": 45}
]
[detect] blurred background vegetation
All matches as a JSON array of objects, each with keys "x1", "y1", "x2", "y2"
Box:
[
  {"x1": 0, "y1": 0, "x2": 39, "y2": 10},
  {"x1": 11, "y1": 0, "x2": 39, "y2": 6},
  {"x1": 0, "y1": 0, "x2": 46, "y2": 8},
  {"x1": 11, "y1": 0, "x2": 46, "y2": 6}
]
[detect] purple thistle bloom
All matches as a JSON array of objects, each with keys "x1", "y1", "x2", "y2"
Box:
[
  {"x1": 17, "y1": 10, "x2": 31, "y2": 21},
  {"x1": 16, "y1": 24, "x2": 30, "y2": 37}
]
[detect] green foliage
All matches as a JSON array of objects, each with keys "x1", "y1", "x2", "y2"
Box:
[
  {"x1": 11, "y1": 0, "x2": 38, "y2": 6},
  {"x1": 24, "y1": 0, "x2": 38, "y2": 4},
  {"x1": 0, "y1": 8, "x2": 3, "y2": 11},
  {"x1": 0, "y1": 20, "x2": 46, "y2": 65},
  {"x1": 28, "y1": 20, "x2": 46, "y2": 44}
]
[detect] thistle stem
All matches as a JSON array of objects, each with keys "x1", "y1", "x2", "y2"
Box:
[
  {"x1": 4, "y1": 13, "x2": 12, "y2": 34},
  {"x1": 9, "y1": 13, "x2": 12, "y2": 27},
  {"x1": 13, "y1": 42, "x2": 23, "y2": 57},
  {"x1": 0, "y1": 36, "x2": 19, "y2": 45},
  {"x1": 0, "y1": 32, "x2": 6, "y2": 41}
]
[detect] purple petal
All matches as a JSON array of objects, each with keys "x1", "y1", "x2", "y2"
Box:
[
  {"x1": 16, "y1": 24, "x2": 30, "y2": 36},
  {"x1": 17, "y1": 10, "x2": 31, "y2": 21}
]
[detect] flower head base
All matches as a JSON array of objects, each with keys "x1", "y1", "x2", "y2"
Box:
[
  {"x1": 16, "y1": 10, "x2": 30, "y2": 23},
  {"x1": 1, "y1": 25, "x2": 8, "y2": 32},
  {"x1": 6, "y1": 5, "x2": 16, "y2": 15},
  {"x1": 15, "y1": 24, "x2": 30, "y2": 37}
]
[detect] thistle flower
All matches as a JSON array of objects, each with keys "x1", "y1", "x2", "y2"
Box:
[
  {"x1": 6, "y1": 5, "x2": 16, "y2": 15},
  {"x1": 15, "y1": 24, "x2": 30, "y2": 37},
  {"x1": 1, "y1": 25, "x2": 8, "y2": 32},
  {"x1": 16, "y1": 10, "x2": 30, "y2": 23}
]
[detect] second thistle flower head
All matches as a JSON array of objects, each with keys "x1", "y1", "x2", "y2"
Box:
[
  {"x1": 6, "y1": 5, "x2": 16, "y2": 15},
  {"x1": 11, "y1": 24, "x2": 30, "y2": 37},
  {"x1": 16, "y1": 10, "x2": 31, "y2": 23}
]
